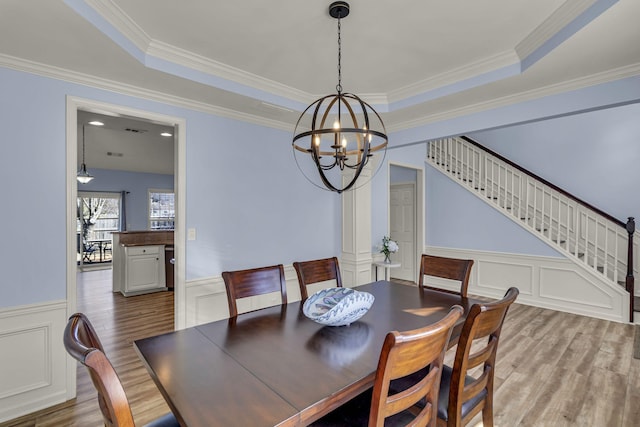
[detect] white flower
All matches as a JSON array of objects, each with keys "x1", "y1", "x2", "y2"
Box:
[{"x1": 380, "y1": 236, "x2": 399, "y2": 255}]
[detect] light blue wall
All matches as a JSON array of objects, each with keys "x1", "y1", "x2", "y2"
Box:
[
  {"x1": 0, "y1": 66, "x2": 340, "y2": 308},
  {"x1": 425, "y1": 166, "x2": 562, "y2": 257},
  {"x1": 78, "y1": 168, "x2": 174, "y2": 231},
  {"x1": 469, "y1": 102, "x2": 640, "y2": 224},
  {"x1": 390, "y1": 165, "x2": 417, "y2": 184}
]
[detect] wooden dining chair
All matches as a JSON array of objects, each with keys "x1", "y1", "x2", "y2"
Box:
[
  {"x1": 418, "y1": 255, "x2": 474, "y2": 297},
  {"x1": 293, "y1": 256, "x2": 343, "y2": 301},
  {"x1": 63, "y1": 313, "x2": 179, "y2": 427},
  {"x1": 438, "y1": 287, "x2": 519, "y2": 427},
  {"x1": 222, "y1": 264, "x2": 287, "y2": 317},
  {"x1": 311, "y1": 305, "x2": 464, "y2": 427}
]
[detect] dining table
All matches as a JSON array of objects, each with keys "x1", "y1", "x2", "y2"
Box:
[{"x1": 134, "y1": 280, "x2": 481, "y2": 427}]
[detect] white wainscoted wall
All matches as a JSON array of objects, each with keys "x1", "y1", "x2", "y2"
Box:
[
  {"x1": 426, "y1": 246, "x2": 629, "y2": 323},
  {"x1": 0, "y1": 301, "x2": 68, "y2": 422}
]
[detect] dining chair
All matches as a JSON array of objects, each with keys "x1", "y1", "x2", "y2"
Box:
[
  {"x1": 436, "y1": 286, "x2": 519, "y2": 427},
  {"x1": 222, "y1": 264, "x2": 287, "y2": 317},
  {"x1": 63, "y1": 313, "x2": 179, "y2": 427},
  {"x1": 418, "y1": 254, "x2": 474, "y2": 297},
  {"x1": 310, "y1": 305, "x2": 464, "y2": 427},
  {"x1": 390, "y1": 287, "x2": 519, "y2": 427},
  {"x1": 293, "y1": 256, "x2": 343, "y2": 301}
]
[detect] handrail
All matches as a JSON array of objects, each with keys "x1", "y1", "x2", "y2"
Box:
[
  {"x1": 461, "y1": 136, "x2": 625, "y2": 228},
  {"x1": 431, "y1": 136, "x2": 636, "y2": 322}
]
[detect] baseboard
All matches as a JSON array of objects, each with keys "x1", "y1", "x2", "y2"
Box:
[{"x1": 426, "y1": 246, "x2": 629, "y2": 323}]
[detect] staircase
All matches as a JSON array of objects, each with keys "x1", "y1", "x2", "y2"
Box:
[{"x1": 427, "y1": 136, "x2": 638, "y2": 322}]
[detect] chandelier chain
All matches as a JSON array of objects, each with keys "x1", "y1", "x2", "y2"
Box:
[
  {"x1": 82, "y1": 125, "x2": 86, "y2": 163},
  {"x1": 336, "y1": 13, "x2": 342, "y2": 94}
]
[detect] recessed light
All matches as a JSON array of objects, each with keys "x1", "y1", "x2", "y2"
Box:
[
  {"x1": 161, "y1": 132, "x2": 173, "y2": 137},
  {"x1": 88, "y1": 121, "x2": 104, "y2": 126}
]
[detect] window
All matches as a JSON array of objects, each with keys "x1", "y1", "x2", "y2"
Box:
[
  {"x1": 77, "y1": 192, "x2": 121, "y2": 265},
  {"x1": 149, "y1": 189, "x2": 175, "y2": 230}
]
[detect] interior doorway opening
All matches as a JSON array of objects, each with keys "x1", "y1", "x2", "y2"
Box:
[
  {"x1": 66, "y1": 97, "x2": 186, "y2": 402},
  {"x1": 388, "y1": 163, "x2": 424, "y2": 283}
]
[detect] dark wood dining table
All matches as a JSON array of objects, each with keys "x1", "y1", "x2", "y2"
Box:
[{"x1": 134, "y1": 280, "x2": 480, "y2": 427}]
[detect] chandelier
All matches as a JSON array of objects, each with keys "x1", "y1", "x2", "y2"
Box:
[
  {"x1": 77, "y1": 125, "x2": 94, "y2": 184},
  {"x1": 292, "y1": 1, "x2": 387, "y2": 194}
]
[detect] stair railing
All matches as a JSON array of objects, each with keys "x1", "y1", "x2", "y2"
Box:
[{"x1": 427, "y1": 136, "x2": 637, "y2": 321}]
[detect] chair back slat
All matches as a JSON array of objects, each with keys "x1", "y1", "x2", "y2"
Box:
[
  {"x1": 222, "y1": 264, "x2": 287, "y2": 317},
  {"x1": 419, "y1": 255, "x2": 474, "y2": 297},
  {"x1": 293, "y1": 257, "x2": 342, "y2": 300}
]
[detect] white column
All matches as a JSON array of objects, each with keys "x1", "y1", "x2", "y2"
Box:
[{"x1": 341, "y1": 168, "x2": 373, "y2": 287}]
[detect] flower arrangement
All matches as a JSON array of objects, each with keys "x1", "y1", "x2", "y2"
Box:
[{"x1": 379, "y1": 236, "x2": 399, "y2": 263}]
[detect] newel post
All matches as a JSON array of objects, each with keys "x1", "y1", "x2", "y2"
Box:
[{"x1": 626, "y1": 217, "x2": 635, "y2": 322}]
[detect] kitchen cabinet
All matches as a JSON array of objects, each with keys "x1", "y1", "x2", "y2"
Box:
[
  {"x1": 121, "y1": 245, "x2": 166, "y2": 296},
  {"x1": 112, "y1": 231, "x2": 173, "y2": 296}
]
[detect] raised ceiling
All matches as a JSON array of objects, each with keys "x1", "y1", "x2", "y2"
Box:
[{"x1": 1, "y1": 0, "x2": 639, "y2": 136}]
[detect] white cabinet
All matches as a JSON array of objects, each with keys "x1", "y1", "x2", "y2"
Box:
[{"x1": 121, "y1": 245, "x2": 166, "y2": 296}]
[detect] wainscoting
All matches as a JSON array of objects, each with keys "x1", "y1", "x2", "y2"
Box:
[
  {"x1": 184, "y1": 265, "x2": 342, "y2": 327},
  {"x1": 0, "y1": 301, "x2": 67, "y2": 422},
  {"x1": 426, "y1": 246, "x2": 629, "y2": 323}
]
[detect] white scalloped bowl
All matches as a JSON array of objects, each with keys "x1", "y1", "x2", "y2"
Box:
[{"x1": 303, "y1": 288, "x2": 374, "y2": 327}]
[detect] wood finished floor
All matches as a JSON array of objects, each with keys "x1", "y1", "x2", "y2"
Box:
[{"x1": 2, "y1": 272, "x2": 639, "y2": 426}]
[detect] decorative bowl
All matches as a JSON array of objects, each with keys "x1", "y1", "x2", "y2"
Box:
[{"x1": 303, "y1": 287, "x2": 374, "y2": 327}]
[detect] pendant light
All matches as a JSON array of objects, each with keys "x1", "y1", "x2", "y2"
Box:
[
  {"x1": 77, "y1": 125, "x2": 94, "y2": 184},
  {"x1": 292, "y1": 1, "x2": 388, "y2": 194}
]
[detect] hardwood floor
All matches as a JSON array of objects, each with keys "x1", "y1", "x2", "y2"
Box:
[{"x1": 2, "y1": 273, "x2": 639, "y2": 426}]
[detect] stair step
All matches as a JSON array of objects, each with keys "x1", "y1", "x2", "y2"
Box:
[
  {"x1": 487, "y1": 195, "x2": 498, "y2": 200},
  {"x1": 597, "y1": 266, "x2": 604, "y2": 273},
  {"x1": 553, "y1": 239, "x2": 567, "y2": 244},
  {"x1": 635, "y1": 296, "x2": 640, "y2": 312},
  {"x1": 570, "y1": 252, "x2": 585, "y2": 258}
]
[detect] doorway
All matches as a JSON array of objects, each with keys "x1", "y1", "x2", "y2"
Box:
[
  {"x1": 66, "y1": 97, "x2": 186, "y2": 400},
  {"x1": 389, "y1": 163, "x2": 424, "y2": 283}
]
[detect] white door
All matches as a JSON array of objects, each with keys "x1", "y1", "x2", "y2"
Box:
[{"x1": 390, "y1": 183, "x2": 416, "y2": 281}]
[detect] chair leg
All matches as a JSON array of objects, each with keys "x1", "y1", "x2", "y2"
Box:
[{"x1": 482, "y1": 402, "x2": 494, "y2": 427}]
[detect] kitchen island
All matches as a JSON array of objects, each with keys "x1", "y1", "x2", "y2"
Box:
[{"x1": 112, "y1": 230, "x2": 174, "y2": 296}]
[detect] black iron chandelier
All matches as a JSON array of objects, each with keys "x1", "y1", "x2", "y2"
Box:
[{"x1": 292, "y1": 1, "x2": 388, "y2": 194}]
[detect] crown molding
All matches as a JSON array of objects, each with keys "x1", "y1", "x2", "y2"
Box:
[
  {"x1": 3, "y1": 52, "x2": 638, "y2": 138},
  {"x1": 388, "y1": 62, "x2": 640, "y2": 133},
  {"x1": 388, "y1": 50, "x2": 520, "y2": 104},
  {"x1": 85, "y1": 0, "x2": 151, "y2": 51},
  {"x1": 146, "y1": 39, "x2": 312, "y2": 105},
  {"x1": 516, "y1": 0, "x2": 612, "y2": 60},
  {"x1": 0, "y1": 53, "x2": 294, "y2": 132}
]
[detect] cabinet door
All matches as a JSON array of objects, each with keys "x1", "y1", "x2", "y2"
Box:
[{"x1": 127, "y1": 254, "x2": 161, "y2": 292}]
